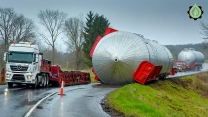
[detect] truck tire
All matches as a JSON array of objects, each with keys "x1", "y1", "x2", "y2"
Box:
[
  {"x1": 32, "y1": 77, "x2": 39, "y2": 88},
  {"x1": 43, "y1": 74, "x2": 47, "y2": 87},
  {"x1": 40, "y1": 74, "x2": 46, "y2": 88},
  {"x1": 45, "y1": 74, "x2": 49, "y2": 87},
  {"x1": 8, "y1": 83, "x2": 13, "y2": 88},
  {"x1": 159, "y1": 74, "x2": 167, "y2": 80}
]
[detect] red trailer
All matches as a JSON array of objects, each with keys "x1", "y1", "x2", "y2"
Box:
[
  {"x1": 133, "y1": 61, "x2": 162, "y2": 84},
  {"x1": 50, "y1": 65, "x2": 90, "y2": 86}
]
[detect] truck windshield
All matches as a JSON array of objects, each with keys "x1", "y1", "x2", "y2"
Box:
[
  {"x1": 176, "y1": 63, "x2": 184, "y2": 66},
  {"x1": 8, "y1": 52, "x2": 34, "y2": 63},
  {"x1": 176, "y1": 63, "x2": 182, "y2": 66}
]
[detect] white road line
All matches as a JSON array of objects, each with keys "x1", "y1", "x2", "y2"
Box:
[{"x1": 24, "y1": 92, "x2": 58, "y2": 117}]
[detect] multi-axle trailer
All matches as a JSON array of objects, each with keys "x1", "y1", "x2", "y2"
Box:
[{"x1": 3, "y1": 42, "x2": 90, "y2": 88}]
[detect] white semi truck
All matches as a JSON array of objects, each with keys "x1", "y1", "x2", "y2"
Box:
[{"x1": 3, "y1": 42, "x2": 51, "y2": 88}]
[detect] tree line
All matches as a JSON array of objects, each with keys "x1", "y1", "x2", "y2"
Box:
[{"x1": 0, "y1": 7, "x2": 110, "y2": 70}]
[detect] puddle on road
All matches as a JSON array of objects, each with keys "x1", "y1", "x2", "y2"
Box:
[
  {"x1": 44, "y1": 93, "x2": 51, "y2": 96},
  {"x1": 47, "y1": 98, "x2": 53, "y2": 101},
  {"x1": 14, "y1": 99, "x2": 37, "y2": 109},
  {"x1": 84, "y1": 95, "x2": 94, "y2": 97},
  {"x1": 20, "y1": 99, "x2": 37, "y2": 105}
]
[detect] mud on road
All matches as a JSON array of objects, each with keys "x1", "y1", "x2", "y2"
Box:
[{"x1": 101, "y1": 94, "x2": 125, "y2": 117}]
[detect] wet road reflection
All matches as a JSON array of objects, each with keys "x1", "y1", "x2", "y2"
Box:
[
  {"x1": 167, "y1": 63, "x2": 208, "y2": 78},
  {"x1": 0, "y1": 84, "x2": 58, "y2": 117},
  {"x1": 30, "y1": 84, "x2": 120, "y2": 117}
]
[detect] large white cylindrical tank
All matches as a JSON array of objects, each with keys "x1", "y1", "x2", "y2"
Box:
[
  {"x1": 92, "y1": 31, "x2": 173, "y2": 85},
  {"x1": 192, "y1": 51, "x2": 205, "y2": 66},
  {"x1": 178, "y1": 48, "x2": 204, "y2": 66}
]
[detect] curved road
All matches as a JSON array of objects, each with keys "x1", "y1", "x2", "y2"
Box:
[
  {"x1": 0, "y1": 63, "x2": 207, "y2": 117},
  {"x1": 0, "y1": 83, "x2": 120, "y2": 117},
  {"x1": 29, "y1": 84, "x2": 120, "y2": 117},
  {"x1": 0, "y1": 85, "x2": 58, "y2": 117},
  {"x1": 167, "y1": 63, "x2": 208, "y2": 78}
]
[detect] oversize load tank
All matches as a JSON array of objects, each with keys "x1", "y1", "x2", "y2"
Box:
[
  {"x1": 92, "y1": 31, "x2": 173, "y2": 84},
  {"x1": 178, "y1": 48, "x2": 204, "y2": 67}
]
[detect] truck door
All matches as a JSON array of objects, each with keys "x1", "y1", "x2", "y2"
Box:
[{"x1": 33, "y1": 53, "x2": 38, "y2": 71}]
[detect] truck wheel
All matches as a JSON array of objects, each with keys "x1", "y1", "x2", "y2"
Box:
[
  {"x1": 32, "y1": 77, "x2": 39, "y2": 88},
  {"x1": 43, "y1": 74, "x2": 47, "y2": 87},
  {"x1": 8, "y1": 83, "x2": 13, "y2": 88},
  {"x1": 45, "y1": 74, "x2": 49, "y2": 87},
  {"x1": 40, "y1": 74, "x2": 46, "y2": 88}
]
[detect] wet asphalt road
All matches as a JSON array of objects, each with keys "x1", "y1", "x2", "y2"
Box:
[
  {"x1": 29, "y1": 84, "x2": 120, "y2": 117},
  {"x1": 0, "y1": 83, "x2": 120, "y2": 117},
  {"x1": 0, "y1": 63, "x2": 207, "y2": 117},
  {"x1": 167, "y1": 63, "x2": 208, "y2": 78},
  {"x1": 0, "y1": 84, "x2": 59, "y2": 117}
]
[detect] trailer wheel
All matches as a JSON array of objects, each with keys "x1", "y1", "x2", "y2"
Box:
[
  {"x1": 159, "y1": 74, "x2": 167, "y2": 80},
  {"x1": 8, "y1": 83, "x2": 13, "y2": 88}
]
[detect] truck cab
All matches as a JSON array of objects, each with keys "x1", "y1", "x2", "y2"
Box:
[
  {"x1": 3, "y1": 41, "x2": 50, "y2": 88},
  {"x1": 175, "y1": 62, "x2": 186, "y2": 72}
]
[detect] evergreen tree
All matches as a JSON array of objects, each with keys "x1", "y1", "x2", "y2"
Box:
[{"x1": 83, "y1": 11, "x2": 110, "y2": 67}]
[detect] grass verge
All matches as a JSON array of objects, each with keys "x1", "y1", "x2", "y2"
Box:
[{"x1": 107, "y1": 73, "x2": 208, "y2": 117}]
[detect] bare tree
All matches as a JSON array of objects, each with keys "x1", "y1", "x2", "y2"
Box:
[
  {"x1": 38, "y1": 9, "x2": 67, "y2": 64},
  {"x1": 200, "y1": 19, "x2": 208, "y2": 49},
  {"x1": 63, "y1": 16, "x2": 84, "y2": 70},
  {"x1": 11, "y1": 14, "x2": 37, "y2": 43},
  {"x1": 0, "y1": 7, "x2": 16, "y2": 51},
  {"x1": 201, "y1": 19, "x2": 208, "y2": 39},
  {"x1": 0, "y1": 7, "x2": 37, "y2": 51}
]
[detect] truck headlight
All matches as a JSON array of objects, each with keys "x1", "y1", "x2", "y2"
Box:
[
  {"x1": 6, "y1": 74, "x2": 11, "y2": 78},
  {"x1": 27, "y1": 75, "x2": 32, "y2": 79}
]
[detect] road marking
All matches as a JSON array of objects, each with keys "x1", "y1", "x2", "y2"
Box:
[{"x1": 24, "y1": 92, "x2": 58, "y2": 117}]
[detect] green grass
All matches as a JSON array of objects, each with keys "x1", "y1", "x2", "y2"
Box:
[
  {"x1": 89, "y1": 71, "x2": 97, "y2": 83},
  {"x1": 107, "y1": 74, "x2": 208, "y2": 117}
]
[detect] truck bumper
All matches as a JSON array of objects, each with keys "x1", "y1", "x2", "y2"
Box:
[
  {"x1": 6, "y1": 79, "x2": 35, "y2": 84},
  {"x1": 5, "y1": 72, "x2": 36, "y2": 84}
]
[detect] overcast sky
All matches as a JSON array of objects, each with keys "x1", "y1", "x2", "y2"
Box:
[{"x1": 1, "y1": 0, "x2": 208, "y2": 49}]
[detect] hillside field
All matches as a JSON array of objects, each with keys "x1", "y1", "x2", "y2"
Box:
[{"x1": 106, "y1": 72, "x2": 208, "y2": 117}]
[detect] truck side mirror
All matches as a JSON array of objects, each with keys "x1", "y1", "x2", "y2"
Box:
[{"x1": 3, "y1": 52, "x2": 7, "y2": 62}]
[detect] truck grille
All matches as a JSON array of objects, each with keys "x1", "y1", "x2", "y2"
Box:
[
  {"x1": 12, "y1": 74, "x2": 25, "y2": 81},
  {"x1": 10, "y1": 65, "x2": 28, "y2": 71}
]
